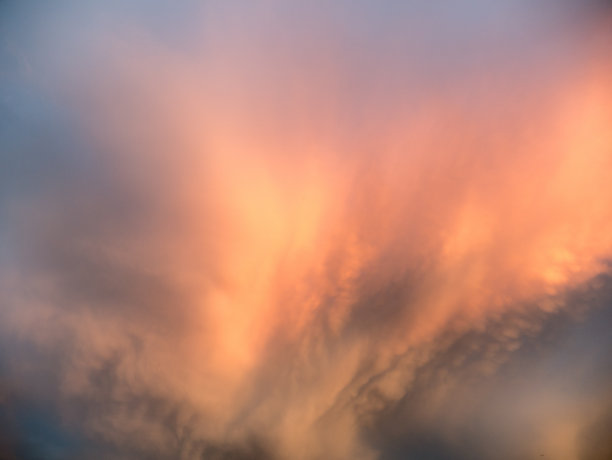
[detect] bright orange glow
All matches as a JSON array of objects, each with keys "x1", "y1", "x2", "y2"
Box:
[{"x1": 1, "y1": 3, "x2": 612, "y2": 459}]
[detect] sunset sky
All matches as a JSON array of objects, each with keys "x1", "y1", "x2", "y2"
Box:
[{"x1": 1, "y1": 1, "x2": 612, "y2": 459}]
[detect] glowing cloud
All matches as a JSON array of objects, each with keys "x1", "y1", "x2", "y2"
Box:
[{"x1": 1, "y1": 1, "x2": 612, "y2": 459}]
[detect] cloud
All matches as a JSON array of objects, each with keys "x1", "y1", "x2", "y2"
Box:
[{"x1": 1, "y1": 1, "x2": 612, "y2": 459}]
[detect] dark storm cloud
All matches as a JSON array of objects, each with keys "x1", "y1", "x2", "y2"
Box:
[{"x1": 364, "y1": 272, "x2": 612, "y2": 460}]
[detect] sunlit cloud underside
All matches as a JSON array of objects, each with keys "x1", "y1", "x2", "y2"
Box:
[{"x1": 1, "y1": 1, "x2": 612, "y2": 459}]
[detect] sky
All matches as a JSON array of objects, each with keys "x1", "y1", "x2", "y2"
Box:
[{"x1": 1, "y1": 1, "x2": 612, "y2": 459}]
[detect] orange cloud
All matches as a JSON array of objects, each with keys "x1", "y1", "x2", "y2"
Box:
[{"x1": 1, "y1": 2, "x2": 612, "y2": 459}]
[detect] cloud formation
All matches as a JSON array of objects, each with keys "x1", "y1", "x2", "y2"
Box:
[{"x1": 1, "y1": 1, "x2": 612, "y2": 459}]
